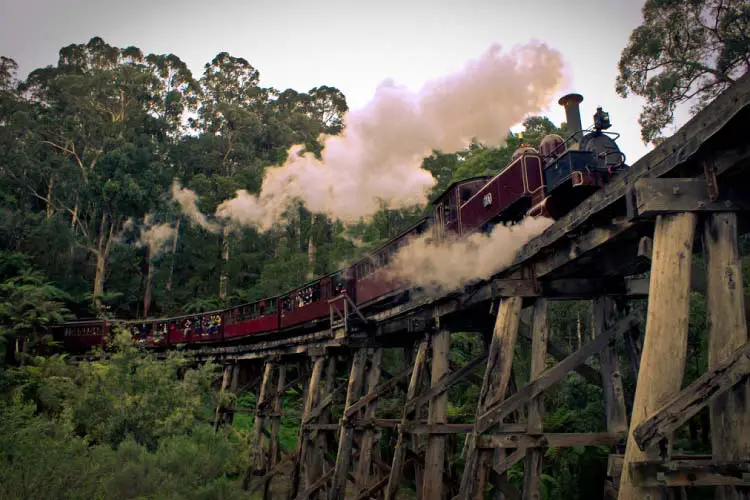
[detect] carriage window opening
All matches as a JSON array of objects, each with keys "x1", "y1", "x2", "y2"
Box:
[
  {"x1": 266, "y1": 300, "x2": 277, "y2": 315},
  {"x1": 460, "y1": 188, "x2": 472, "y2": 203}
]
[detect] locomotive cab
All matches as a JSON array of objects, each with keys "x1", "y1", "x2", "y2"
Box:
[{"x1": 530, "y1": 94, "x2": 628, "y2": 219}]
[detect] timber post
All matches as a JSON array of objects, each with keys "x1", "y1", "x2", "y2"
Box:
[
  {"x1": 702, "y1": 211, "x2": 749, "y2": 499},
  {"x1": 458, "y1": 296, "x2": 523, "y2": 500},
  {"x1": 522, "y1": 298, "x2": 549, "y2": 500},
  {"x1": 421, "y1": 328, "x2": 451, "y2": 499},
  {"x1": 617, "y1": 212, "x2": 697, "y2": 500},
  {"x1": 356, "y1": 347, "x2": 383, "y2": 493},
  {"x1": 244, "y1": 357, "x2": 277, "y2": 490},
  {"x1": 329, "y1": 348, "x2": 367, "y2": 500},
  {"x1": 385, "y1": 335, "x2": 429, "y2": 500}
]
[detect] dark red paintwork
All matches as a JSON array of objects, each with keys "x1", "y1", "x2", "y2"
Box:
[
  {"x1": 167, "y1": 311, "x2": 224, "y2": 344},
  {"x1": 279, "y1": 271, "x2": 353, "y2": 329},
  {"x1": 224, "y1": 298, "x2": 280, "y2": 339},
  {"x1": 459, "y1": 154, "x2": 544, "y2": 235},
  {"x1": 354, "y1": 217, "x2": 432, "y2": 305},
  {"x1": 52, "y1": 320, "x2": 108, "y2": 351},
  {"x1": 431, "y1": 177, "x2": 491, "y2": 239},
  {"x1": 125, "y1": 319, "x2": 170, "y2": 347}
]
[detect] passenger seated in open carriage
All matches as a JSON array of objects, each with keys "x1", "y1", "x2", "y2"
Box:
[
  {"x1": 182, "y1": 318, "x2": 193, "y2": 337},
  {"x1": 206, "y1": 314, "x2": 221, "y2": 335},
  {"x1": 281, "y1": 297, "x2": 292, "y2": 316},
  {"x1": 153, "y1": 323, "x2": 166, "y2": 343}
]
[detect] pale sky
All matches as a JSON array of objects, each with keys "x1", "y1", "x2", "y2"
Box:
[{"x1": 0, "y1": 0, "x2": 685, "y2": 165}]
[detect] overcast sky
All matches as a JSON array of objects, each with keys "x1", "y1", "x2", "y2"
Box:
[{"x1": 0, "y1": 0, "x2": 681, "y2": 164}]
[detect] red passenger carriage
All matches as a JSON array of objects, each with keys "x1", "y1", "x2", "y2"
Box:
[
  {"x1": 51, "y1": 320, "x2": 109, "y2": 351},
  {"x1": 279, "y1": 270, "x2": 354, "y2": 329},
  {"x1": 354, "y1": 217, "x2": 432, "y2": 306},
  {"x1": 224, "y1": 298, "x2": 280, "y2": 339}
]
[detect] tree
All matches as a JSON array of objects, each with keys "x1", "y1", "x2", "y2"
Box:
[
  {"x1": 15, "y1": 37, "x2": 173, "y2": 311},
  {"x1": 616, "y1": 0, "x2": 750, "y2": 144}
]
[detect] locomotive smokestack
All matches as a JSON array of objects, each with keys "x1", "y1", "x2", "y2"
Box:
[{"x1": 558, "y1": 93, "x2": 584, "y2": 143}]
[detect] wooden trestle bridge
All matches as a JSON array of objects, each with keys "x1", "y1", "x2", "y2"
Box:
[{"x1": 200, "y1": 73, "x2": 750, "y2": 500}]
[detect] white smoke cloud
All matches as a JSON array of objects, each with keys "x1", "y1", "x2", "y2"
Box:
[
  {"x1": 216, "y1": 41, "x2": 566, "y2": 231},
  {"x1": 137, "y1": 214, "x2": 177, "y2": 259},
  {"x1": 386, "y1": 216, "x2": 554, "y2": 296},
  {"x1": 171, "y1": 180, "x2": 220, "y2": 233}
]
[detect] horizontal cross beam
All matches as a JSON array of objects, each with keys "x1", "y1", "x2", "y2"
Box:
[
  {"x1": 633, "y1": 341, "x2": 750, "y2": 451},
  {"x1": 629, "y1": 460, "x2": 750, "y2": 487},
  {"x1": 627, "y1": 178, "x2": 750, "y2": 218},
  {"x1": 477, "y1": 432, "x2": 625, "y2": 449}
]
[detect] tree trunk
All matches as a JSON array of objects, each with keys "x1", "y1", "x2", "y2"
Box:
[
  {"x1": 92, "y1": 212, "x2": 115, "y2": 312},
  {"x1": 46, "y1": 177, "x2": 54, "y2": 219},
  {"x1": 307, "y1": 215, "x2": 317, "y2": 279},
  {"x1": 143, "y1": 249, "x2": 154, "y2": 318},
  {"x1": 93, "y1": 250, "x2": 106, "y2": 310},
  {"x1": 165, "y1": 217, "x2": 181, "y2": 294},
  {"x1": 219, "y1": 226, "x2": 229, "y2": 300},
  {"x1": 70, "y1": 202, "x2": 78, "y2": 229}
]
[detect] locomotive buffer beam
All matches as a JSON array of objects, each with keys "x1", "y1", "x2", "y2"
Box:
[{"x1": 626, "y1": 178, "x2": 750, "y2": 220}]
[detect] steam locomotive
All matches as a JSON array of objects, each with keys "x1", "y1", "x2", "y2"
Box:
[{"x1": 51, "y1": 92, "x2": 628, "y2": 352}]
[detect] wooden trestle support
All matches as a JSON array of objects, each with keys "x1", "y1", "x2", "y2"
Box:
[
  {"x1": 208, "y1": 209, "x2": 749, "y2": 499},
  {"x1": 207, "y1": 76, "x2": 750, "y2": 499}
]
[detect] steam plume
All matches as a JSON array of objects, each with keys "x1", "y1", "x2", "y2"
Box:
[
  {"x1": 216, "y1": 41, "x2": 565, "y2": 231},
  {"x1": 386, "y1": 217, "x2": 554, "y2": 296},
  {"x1": 137, "y1": 214, "x2": 177, "y2": 259},
  {"x1": 172, "y1": 181, "x2": 220, "y2": 232}
]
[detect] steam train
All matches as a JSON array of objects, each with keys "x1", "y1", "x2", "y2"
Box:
[{"x1": 51, "y1": 93, "x2": 628, "y2": 353}]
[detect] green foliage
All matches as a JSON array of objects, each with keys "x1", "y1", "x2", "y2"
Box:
[
  {"x1": 617, "y1": 0, "x2": 750, "y2": 144},
  {"x1": 0, "y1": 330, "x2": 247, "y2": 498}
]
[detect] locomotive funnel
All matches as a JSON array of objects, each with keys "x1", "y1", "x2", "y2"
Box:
[{"x1": 558, "y1": 93, "x2": 584, "y2": 144}]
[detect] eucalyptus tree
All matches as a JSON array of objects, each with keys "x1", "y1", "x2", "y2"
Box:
[
  {"x1": 15, "y1": 37, "x2": 173, "y2": 311},
  {"x1": 617, "y1": 0, "x2": 750, "y2": 144}
]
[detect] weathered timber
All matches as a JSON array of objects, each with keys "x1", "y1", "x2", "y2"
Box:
[
  {"x1": 458, "y1": 296, "x2": 523, "y2": 500},
  {"x1": 595, "y1": 297, "x2": 629, "y2": 437},
  {"x1": 636, "y1": 235, "x2": 750, "y2": 320},
  {"x1": 289, "y1": 356, "x2": 325, "y2": 500},
  {"x1": 304, "y1": 384, "x2": 346, "y2": 425},
  {"x1": 518, "y1": 318, "x2": 602, "y2": 386},
  {"x1": 607, "y1": 454, "x2": 712, "y2": 480},
  {"x1": 628, "y1": 460, "x2": 750, "y2": 487},
  {"x1": 703, "y1": 211, "x2": 750, "y2": 500},
  {"x1": 329, "y1": 349, "x2": 367, "y2": 500},
  {"x1": 628, "y1": 178, "x2": 750, "y2": 218},
  {"x1": 244, "y1": 360, "x2": 275, "y2": 490},
  {"x1": 633, "y1": 341, "x2": 750, "y2": 452},
  {"x1": 597, "y1": 299, "x2": 629, "y2": 500},
  {"x1": 297, "y1": 470, "x2": 335, "y2": 500},
  {"x1": 344, "y1": 364, "x2": 411, "y2": 418},
  {"x1": 422, "y1": 329, "x2": 451, "y2": 500},
  {"x1": 533, "y1": 222, "x2": 635, "y2": 278},
  {"x1": 476, "y1": 312, "x2": 640, "y2": 434},
  {"x1": 226, "y1": 361, "x2": 240, "y2": 425},
  {"x1": 264, "y1": 364, "x2": 286, "y2": 497},
  {"x1": 249, "y1": 452, "x2": 298, "y2": 495},
  {"x1": 384, "y1": 337, "x2": 429, "y2": 500},
  {"x1": 477, "y1": 432, "x2": 625, "y2": 449},
  {"x1": 356, "y1": 348, "x2": 383, "y2": 493},
  {"x1": 495, "y1": 447, "x2": 527, "y2": 476},
  {"x1": 406, "y1": 352, "x2": 488, "y2": 413},
  {"x1": 523, "y1": 298, "x2": 548, "y2": 500},
  {"x1": 214, "y1": 364, "x2": 233, "y2": 430},
  {"x1": 618, "y1": 212, "x2": 697, "y2": 500}
]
